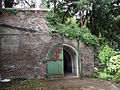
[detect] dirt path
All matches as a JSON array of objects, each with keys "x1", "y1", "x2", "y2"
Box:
[{"x1": 42, "y1": 78, "x2": 120, "y2": 90}]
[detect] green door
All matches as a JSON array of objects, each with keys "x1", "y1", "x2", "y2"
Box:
[{"x1": 47, "y1": 43, "x2": 64, "y2": 78}]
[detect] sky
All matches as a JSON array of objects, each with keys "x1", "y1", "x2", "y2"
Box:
[
  {"x1": 14, "y1": 0, "x2": 42, "y2": 8},
  {"x1": 2, "y1": 0, "x2": 42, "y2": 8}
]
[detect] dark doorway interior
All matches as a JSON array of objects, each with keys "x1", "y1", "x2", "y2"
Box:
[{"x1": 64, "y1": 49, "x2": 72, "y2": 75}]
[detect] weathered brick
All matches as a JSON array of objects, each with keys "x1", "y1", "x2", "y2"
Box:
[{"x1": 0, "y1": 9, "x2": 94, "y2": 79}]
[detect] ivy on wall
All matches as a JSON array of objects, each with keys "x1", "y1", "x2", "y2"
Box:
[
  {"x1": 2, "y1": 8, "x2": 31, "y2": 16},
  {"x1": 46, "y1": 10, "x2": 98, "y2": 46},
  {"x1": 2, "y1": 8, "x2": 18, "y2": 15}
]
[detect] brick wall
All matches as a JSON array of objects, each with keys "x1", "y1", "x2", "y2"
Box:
[
  {"x1": 0, "y1": 9, "x2": 94, "y2": 79},
  {"x1": 0, "y1": 9, "x2": 62, "y2": 79}
]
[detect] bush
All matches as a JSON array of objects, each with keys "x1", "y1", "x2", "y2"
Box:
[
  {"x1": 108, "y1": 55, "x2": 120, "y2": 74},
  {"x1": 99, "y1": 45, "x2": 116, "y2": 64},
  {"x1": 98, "y1": 45, "x2": 116, "y2": 73},
  {"x1": 115, "y1": 51, "x2": 120, "y2": 55},
  {"x1": 92, "y1": 71, "x2": 114, "y2": 81},
  {"x1": 114, "y1": 70, "x2": 120, "y2": 83}
]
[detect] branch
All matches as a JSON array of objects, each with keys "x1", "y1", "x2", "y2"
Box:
[
  {"x1": 84, "y1": 11, "x2": 89, "y2": 26},
  {"x1": 80, "y1": 10, "x2": 83, "y2": 27},
  {"x1": 54, "y1": 0, "x2": 57, "y2": 13},
  {"x1": 84, "y1": 18, "x2": 88, "y2": 26},
  {"x1": 24, "y1": 0, "x2": 31, "y2": 7},
  {"x1": 62, "y1": 4, "x2": 73, "y2": 24}
]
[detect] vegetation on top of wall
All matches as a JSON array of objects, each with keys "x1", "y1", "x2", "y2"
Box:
[
  {"x1": 46, "y1": 10, "x2": 98, "y2": 46},
  {"x1": 23, "y1": 11, "x2": 30, "y2": 16},
  {"x1": 2, "y1": 8, "x2": 31, "y2": 16},
  {"x1": 2, "y1": 8, "x2": 18, "y2": 15}
]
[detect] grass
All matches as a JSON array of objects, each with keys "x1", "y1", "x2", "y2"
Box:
[
  {"x1": 92, "y1": 71, "x2": 119, "y2": 84},
  {"x1": 98, "y1": 72, "x2": 114, "y2": 81},
  {"x1": 92, "y1": 71, "x2": 114, "y2": 81},
  {"x1": 92, "y1": 71, "x2": 120, "y2": 88},
  {"x1": 0, "y1": 79, "x2": 44, "y2": 90}
]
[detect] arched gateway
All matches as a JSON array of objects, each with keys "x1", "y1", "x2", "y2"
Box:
[{"x1": 47, "y1": 43, "x2": 78, "y2": 78}]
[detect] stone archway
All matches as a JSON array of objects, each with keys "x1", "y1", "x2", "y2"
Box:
[
  {"x1": 63, "y1": 44, "x2": 79, "y2": 77},
  {"x1": 46, "y1": 43, "x2": 79, "y2": 78}
]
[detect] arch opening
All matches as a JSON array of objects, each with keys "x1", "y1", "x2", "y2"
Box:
[
  {"x1": 64, "y1": 49, "x2": 72, "y2": 73},
  {"x1": 63, "y1": 44, "x2": 78, "y2": 77}
]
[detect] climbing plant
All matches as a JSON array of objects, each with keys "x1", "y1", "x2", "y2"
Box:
[
  {"x1": 46, "y1": 10, "x2": 98, "y2": 46},
  {"x1": 2, "y1": 8, "x2": 18, "y2": 15}
]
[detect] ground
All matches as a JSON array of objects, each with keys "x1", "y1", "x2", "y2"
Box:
[
  {"x1": 0, "y1": 78, "x2": 120, "y2": 90},
  {"x1": 44, "y1": 78, "x2": 120, "y2": 90}
]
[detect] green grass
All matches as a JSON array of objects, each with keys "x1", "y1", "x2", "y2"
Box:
[
  {"x1": 92, "y1": 70, "x2": 120, "y2": 87},
  {"x1": 98, "y1": 72, "x2": 114, "y2": 81},
  {"x1": 0, "y1": 79, "x2": 44, "y2": 90},
  {"x1": 92, "y1": 71, "x2": 114, "y2": 81}
]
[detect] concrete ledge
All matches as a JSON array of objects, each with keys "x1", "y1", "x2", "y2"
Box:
[{"x1": 2, "y1": 8, "x2": 49, "y2": 11}]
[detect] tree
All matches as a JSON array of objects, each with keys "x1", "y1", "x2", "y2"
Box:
[
  {"x1": 1, "y1": 0, "x2": 37, "y2": 8},
  {"x1": 23, "y1": 0, "x2": 36, "y2": 8},
  {"x1": 46, "y1": 0, "x2": 98, "y2": 46},
  {"x1": 88, "y1": 0, "x2": 120, "y2": 48},
  {"x1": 0, "y1": 0, "x2": 2, "y2": 13},
  {"x1": 40, "y1": 0, "x2": 48, "y2": 8},
  {"x1": 47, "y1": 0, "x2": 90, "y2": 25},
  {"x1": 4, "y1": 0, "x2": 14, "y2": 8},
  {"x1": 46, "y1": 0, "x2": 120, "y2": 50}
]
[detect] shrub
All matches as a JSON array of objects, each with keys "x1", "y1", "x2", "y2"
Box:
[
  {"x1": 114, "y1": 70, "x2": 120, "y2": 83},
  {"x1": 108, "y1": 55, "x2": 120, "y2": 74},
  {"x1": 98, "y1": 45, "x2": 116, "y2": 73},
  {"x1": 99, "y1": 45, "x2": 116, "y2": 64},
  {"x1": 115, "y1": 51, "x2": 120, "y2": 55}
]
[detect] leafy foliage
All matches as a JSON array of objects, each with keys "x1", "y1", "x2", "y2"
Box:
[
  {"x1": 92, "y1": 71, "x2": 114, "y2": 81},
  {"x1": 46, "y1": 10, "x2": 98, "y2": 46},
  {"x1": 2, "y1": 8, "x2": 18, "y2": 15},
  {"x1": 40, "y1": 0, "x2": 48, "y2": 8},
  {"x1": 99, "y1": 45, "x2": 116, "y2": 64},
  {"x1": 4, "y1": 0, "x2": 14, "y2": 8},
  {"x1": 47, "y1": 0, "x2": 120, "y2": 50},
  {"x1": 115, "y1": 15, "x2": 120, "y2": 22},
  {"x1": 46, "y1": 10, "x2": 62, "y2": 26},
  {"x1": 63, "y1": 24, "x2": 98, "y2": 46},
  {"x1": 114, "y1": 70, "x2": 120, "y2": 83},
  {"x1": 88, "y1": 0, "x2": 120, "y2": 49},
  {"x1": 108, "y1": 55, "x2": 120, "y2": 74},
  {"x1": 98, "y1": 45, "x2": 116, "y2": 73}
]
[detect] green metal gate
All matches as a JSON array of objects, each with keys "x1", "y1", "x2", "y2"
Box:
[{"x1": 47, "y1": 43, "x2": 64, "y2": 78}]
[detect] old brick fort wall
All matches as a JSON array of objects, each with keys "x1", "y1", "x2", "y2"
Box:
[{"x1": 0, "y1": 9, "x2": 94, "y2": 79}]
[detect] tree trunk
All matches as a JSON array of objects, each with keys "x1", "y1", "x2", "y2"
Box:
[
  {"x1": 0, "y1": 0, "x2": 2, "y2": 14},
  {"x1": 84, "y1": 11, "x2": 89, "y2": 26},
  {"x1": 54, "y1": 0, "x2": 57, "y2": 13},
  {"x1": 80, "y1": 11, "x2": 83, "y2": 27},
  {"x1": 90, "y1": 4, "x2": 99, "y2": 37},
  {"x1": 61, "y1": 4, "x2": 72, "y2": 24}
]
